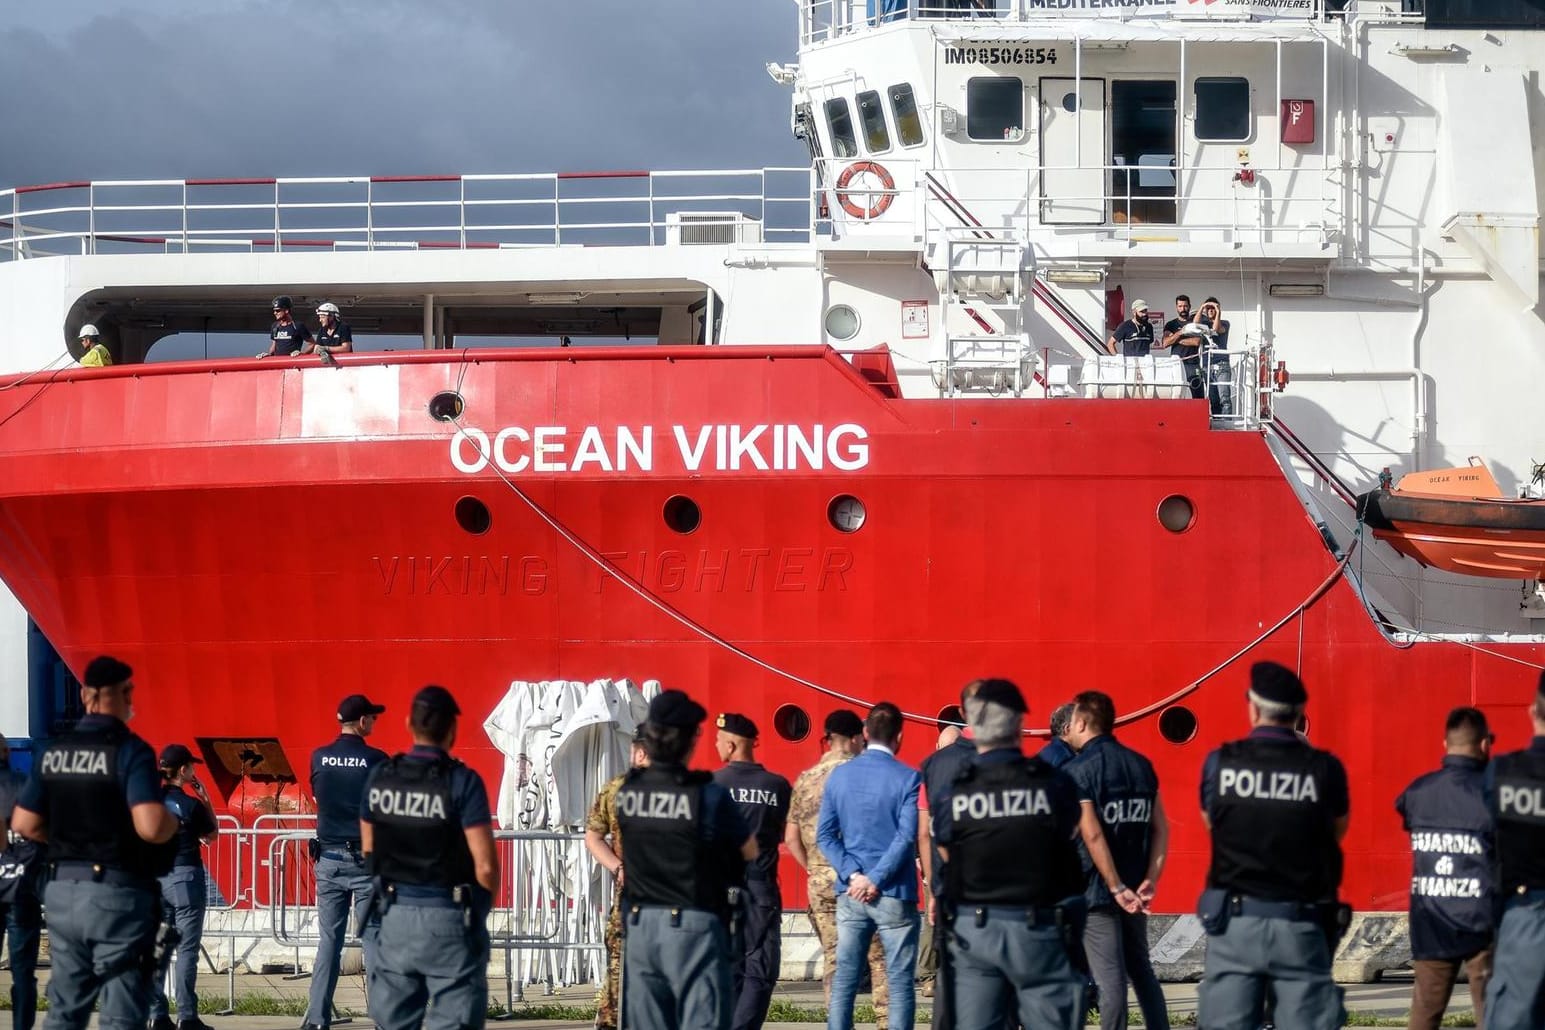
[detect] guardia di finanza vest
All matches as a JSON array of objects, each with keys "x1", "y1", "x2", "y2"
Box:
[
  {"x1": 946, "y1": 758, "x2": 1082, "y2": 907},
  {"x1": 1208, "y1": 739, "x2": 1342, "y2": 902},
  {"x1": 1493, "y1": 748, "x2": 1545, "y2": 894},
  {"x1": 1400, "y1": 763, "x2": 1493, "y2": 960},
  {"x1": 616, "y1": 766, "x2": 734, "y2": 915},
  {"x1": 366, "y1": 756, "x2": 475, "y2": 888},
  {"x1": 40, "y1": 724, "x2": 171, "y2": 879}
]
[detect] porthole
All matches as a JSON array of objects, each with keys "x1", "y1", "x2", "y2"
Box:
[
  {"x1": 455, "y1": 496, "x2": 491, "y2": 536},
  {"x1": 663, "y1": 495, "x2": 701, "y2": 534},
  {"x1": 1157, "y1": 494, "x2": 1196, "y2": 533},
  {"x1": 1158, "y1": 705, "x2": 1198, "y2": 745},
  {"x1": 828, "y1": 495, "x2": 867, "y2": 533},
  {"x1": 1062, "y1": 92, "x2": 1080, "y2": 114},
  {"x1": 428, "y1": 391, "x2": 465, "y2": 422},
  {"x1": 936, "y1": 704, "x2": 964, "y2": 729},
  {"x1": 774, "y1": 704, "x2": 811, "y2": 743},
  {"x1": 824, "y1": 305, "x2": 861, "y2": 342}
]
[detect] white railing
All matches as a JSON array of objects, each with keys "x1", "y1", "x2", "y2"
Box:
[{"x1": 0, "y1": 170, "x2": 818, "y2": 260}]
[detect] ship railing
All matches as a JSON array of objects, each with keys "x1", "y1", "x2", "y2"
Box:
[
  {"x1": 800, "y1": 0, "x2": 1339, "y2": 46},
  {"x1": 0, "y1": 170, "x2": 819, "y2": 260}
]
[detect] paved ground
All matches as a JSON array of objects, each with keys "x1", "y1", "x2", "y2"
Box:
[{"x1": 3, "y1": 966, "x2": 1468, "y2": 1028}]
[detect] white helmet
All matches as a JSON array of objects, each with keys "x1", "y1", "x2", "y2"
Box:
[
  {"x1": 316, "y1": 302, "x2": 340, "y2": 317},
  {"x1": 78, "y1": 324, "x2": 100, "y2": 338}
]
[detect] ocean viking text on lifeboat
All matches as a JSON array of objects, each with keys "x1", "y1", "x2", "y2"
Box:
[{"x1": 450, "y1": 423, "x2": 870, "y2": 475}]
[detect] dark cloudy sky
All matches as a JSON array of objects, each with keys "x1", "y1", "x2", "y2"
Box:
[{"x1": 0, "y1": 0, "x2": 806, "y2": 185}]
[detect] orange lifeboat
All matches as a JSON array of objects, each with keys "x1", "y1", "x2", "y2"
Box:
[{"x1": 1356, "y1": 459, "x2": 1545, "y2": 579}]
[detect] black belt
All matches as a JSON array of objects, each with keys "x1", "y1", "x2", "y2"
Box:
[
  {"x1": 384, "y1": 883, "x2": 474, "y2": 909},
  {"x1": 50, "y1": 862, "x2": 156, "y2": 891},
  {"x1": 320, "y1": 850, "x2": 363, "y2": 863},
  {"x1": 960, "y1": 904, "x2": 1063, "y2": 928},
  {"x1": 1231, "y1": 895, "x2": 1320, "y2": 922}
]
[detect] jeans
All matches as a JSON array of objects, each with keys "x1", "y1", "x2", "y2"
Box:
[
  {"x1": 305, "y1": 853, "x2": 378, "y2": 1027},
  {"x1": 1084, "y1": 908, "x2": 1169, "y2": 1030},
  {"x1": 4, "y1": 890, "x2": 42, "y2": 1030},
  {"x1": 151, "y1": 866, "x2": 207, "y2": 1021},
  {"x1": 42, "y1": 879, "x2": 158, "y2": 1030},
  {"x1": 828, "y1": 894, "x2": 918, "y2": 1030}
]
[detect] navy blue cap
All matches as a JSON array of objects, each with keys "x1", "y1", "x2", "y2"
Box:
[
  {"x1": 338, "y1": 694, "x2": 387, "y2": 722},
  {"x1": 648, "y1": 689, "x2": 706, "y2": 729},
  {"x1": 83, "y1": 655, "x2": 132, "y2": 689},
  {"x1": 1250, "y1": 662, "x2": 1308, "y2": 706},
  {"x1": 159, "y1": 744, "x2": 202, "y2": 768},
  {"x1": 412, "y1": 684, "x2": 461, "y2": 716},
  {"x1": 716, "y1": 712, "x2": 758, "y2": 739}
]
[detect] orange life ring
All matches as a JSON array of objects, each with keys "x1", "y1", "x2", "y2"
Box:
[{"x1": 835, "y1": 161, "x2": 896, "y2": 220}]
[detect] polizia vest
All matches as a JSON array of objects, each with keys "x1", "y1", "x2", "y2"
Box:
[
  {"x1": 616, "y1": 766, "x2": 736, "y2": 915},
  {"x1": 366, "y1": 756, "x2": 474, "y2": 888},
  {"x1": 1492, "y1": 748, "x2": 1545, "y2": 894},
  {"x1": 945, "y1": 758, "x2": 1083, "y2": 907},
  {"x1": 40, "y1": 723, "x2": 171, "y2": 880}
]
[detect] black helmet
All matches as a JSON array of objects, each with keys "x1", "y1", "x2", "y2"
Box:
[{"x1": 271, "y1": 295, "x2": 293, "y2": 311}]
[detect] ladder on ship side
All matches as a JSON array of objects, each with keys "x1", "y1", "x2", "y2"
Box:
[{"x1": 935, "y1": 228, "x2": 1033, "y2": 397}]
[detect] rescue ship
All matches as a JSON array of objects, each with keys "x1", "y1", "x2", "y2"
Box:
[{"x1": 3, "y1": 0, "x2": 1545, "y2": 946}]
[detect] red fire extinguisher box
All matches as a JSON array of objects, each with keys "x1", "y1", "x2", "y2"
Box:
[{"x1": 1281, "y1": 100, "x2": 1315, "y2": 144}]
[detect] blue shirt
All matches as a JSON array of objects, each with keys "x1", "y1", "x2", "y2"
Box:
[
  {"x1": 1037, "y1": 738, "x2": 1076, "y2": 769},
  {"x1": 1200, "y1": 726, "x2": 1349, "y2": 815},
  {"x1": 312, "y1": 732, "x2": 390, "y2": 845},
  {"x1": 1067, "y1": 734, "x2": 1160, "y2": 908},
  {"x1": 164, "y1": 785, "x2": 217, "y2": 868},
  {"x1": 360, "y1": 745, "x2": 493, "y2": 830},
  {"x1": 17, "y1": 714, "x2": 162, "y2": 814},
  {"x1": 817, "y1": 744, "x2": 921, "y2": 901}
]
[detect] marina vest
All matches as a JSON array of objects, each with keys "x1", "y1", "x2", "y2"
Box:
[
  {"x1": 1397, "y1": 757, "x2": 1493, "y2": 960},
  {"x1": 945, "y1": 757, "x2": 1082, "y2": 907},
  {"x1": 713, "y1": 761, "x2": 790, "y2": 886},
  {"x1": 1207, "y1": 739, "x2": 1343, "y2": 902},
  {"x1": 40, "y1": 723, "x2": 172, "y2": 879},
  {"x1": 366, "y1": 755, "x2": 474, "y2": 888},
  {"x1": 1492, "y1": 747, "x2": 1545, "y2": 895},
  {"x1": 616, "y1": 766, "x2": 732, "y2": 915}
]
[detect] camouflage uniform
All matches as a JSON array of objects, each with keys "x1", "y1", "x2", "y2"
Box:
[
  {"x1": 790, "y1": 749, "x2": 889, "y2": 1029},
  {"x1": 587, "y1": 773, "x2": 627, "y2": 1030}
]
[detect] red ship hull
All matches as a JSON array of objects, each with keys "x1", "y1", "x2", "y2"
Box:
[{"x1": 0, "y1": 346, "x2": 1538, "y2": 913}]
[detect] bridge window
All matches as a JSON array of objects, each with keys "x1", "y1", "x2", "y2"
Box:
[
  {"x1": 826, "y1": 98, "x2": 859, "y2": 159},
  {"x1": 857, "y1": 91, "x2": 892, "y2": 154},
  {"x1": 967, "y1": 77, "x2": 1024, "y2": 142},
  {"x1": 890, "y1": 84, "x2": 926, "y2": 147},
  {"x1": 1194, "y1": 77, "x2": 1252, "y2": 142}
]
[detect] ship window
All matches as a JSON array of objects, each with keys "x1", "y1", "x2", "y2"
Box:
[
  {"x1": 889, "y1": 83, "x2": 926, "y2": 147},
  {"x1": 455, "y1": 496, "x2": 492, "y2": 536},
  {"x1": 663, "y1": 495, "x2": 702, "y2": 534},
  {"x1": 857, "y1": 90, "x2": 892, "y2": 154},
  {"x1": 1194, "y1": 77, "x2": 1252, "y2": 142},
  {"x1": 967, "y1": 77, "x2": 1024, "y2": 142},
  {"x1": 826, "y1": 98, "x2": 859, "y2": 159},
  {"x1": 1159, "y1": 706, "x2": 1198, "y2": 744},
  {"x1": 774, "y1": 704, "x2": 812, "y2": 743},
  {"x1": 1157, "y1": 494, "x2": 1195, "y2": 533}
]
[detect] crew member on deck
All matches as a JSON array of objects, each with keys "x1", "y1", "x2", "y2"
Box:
[
  {"x1": 1161, "y1": 296, "x2": 1201, "y2": 398},
  {"x1": 618, "y1": 690, "x2": 756, "y2": 1030},
  {"x1": 10, "y1": 656, "x2": 180, "y2": 1030},
  {"x1": 1106, "y1": 299, "x2": 1154, "y2": 357},
  {"x1": 304, "y1": 694, "x2": 390, "y2": 1030},
  {"x1": 258, "y1": 296, "x2": 312, "y2": 358},
  {"x1": 1196, "y1": 662, "x2": 1349, "y2": 1030},
  {"x1": 935, "y1": 678, "x2": 1088, "y2": 1030},
  {"x1": 1483, "y1": 673, "x2": 1545, "y2": 1029},
  {"x1": 713, "y1": 712, "x2": 792, "y2": 1030},
  {"x1": 0, "y1": 737, "x2": 45, "y2": 1030},
  {"x1": 1395, "y1": 707, "x2": 1495, "y2": 1030},
  {"x1": 149, "y1": 744, "x2": 218, "y2": 1030},
  {"x1": 76, "y1": 324, "x2": 112, "y2": 367},
  {"x1": 301, "y1": 302, "x2": 354, "y2": 357},
  {"x1": 363, "y1": 685, "x2": 497, "y2": 1030}
]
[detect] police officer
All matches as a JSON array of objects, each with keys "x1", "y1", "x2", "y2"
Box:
[
  {"x1": 304, "y1": 694, "x2": 390, "y2": 1030},
  {"x1": 363, "y1": 685, "x2": 497, "y2": 1030},
  {"x1": 1065, "y1": 691, "x2": 1169, "y2": 1030},
  {"x1": 0, "y1": 737, "x2": 44, "y2": 1030},
  {"x1": 10, "y1": 655, "x2": 180, "y2": 1030},
  {"x1": 583, "y1": 730, "x2": 649, "y2": 1030},
  {"x1": 617, "y1": 690, "x2": 756, "y2": 1030},
  {"x1": 712, "y1": 712, "x2": 792, "y2": 1030},
  {"x1": 1484, "y1": 673, "x2": 1545, "y2": 1029},
  {"x1": 1394, "y1": 706, "x2": 1494, "y2": 1030},
  {"x1": 150, "y1": 744, "x2": 218, "y2": 1030},
  {"x1": 1196, "y1": 661, "x2": 1349, "y2": 1030},
  {"x1": 934, "y1": 679, "x2": 1087, "y2": 1030}
]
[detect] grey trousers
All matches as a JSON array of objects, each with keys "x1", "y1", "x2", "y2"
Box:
[
  {"x1": 368, "y1": 903, "x2": 488, "y2": 1030},
  {"x1": 1197, "y1": 915, "x2": 1344, "y2": 1030},
  {"x1": 624, "y1": 907, "x2": 733, "y2": 1030},
  {"x1": 949, "y1": 912, "x2": 1083, "y2": 1030},
  {"x1": 306, "y1": 853, "x2": 379, "y2": 1027},
  {"x1": 1485, "y1": 892, "x2": 1545, "y2": 1030},
  {"x1": 151, "y1": 866, "x2": 207, "y2": 1021},
  {"x1": 41, "y1": 879, "x2": 157, "y2": 1030},
  {"x1": 1084, "y1": 907, "x2": 1169, "y2": 1030}
]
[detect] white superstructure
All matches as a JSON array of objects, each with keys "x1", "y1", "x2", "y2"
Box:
[{"x1": 3, "y1": 0, "x2": 1545, "y2": 732}]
